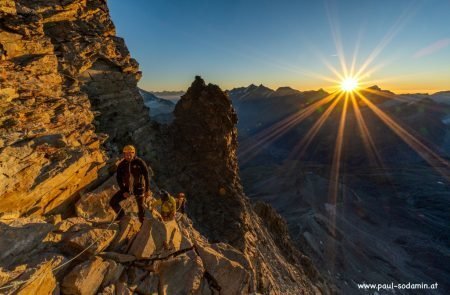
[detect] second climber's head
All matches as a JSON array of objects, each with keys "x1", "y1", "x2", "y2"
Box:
[
  {"x1": 123, "y1": 145, "x2": 136, "y2": 161},
  {"x1": 160, "y1": 189, "x2": 170, "y2": 201}
]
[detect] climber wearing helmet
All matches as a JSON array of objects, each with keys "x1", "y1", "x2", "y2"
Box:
[
  {"x1": 110, "y1": 144, "x2": 153, "y2": 221},
  {"x1": 152, "y1": 189, "x2": 177, "y2": 221},
  {"x1": 176, "y1": 192, "x2": 187, "y2": 214}
]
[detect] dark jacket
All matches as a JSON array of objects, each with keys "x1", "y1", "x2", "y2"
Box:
[
  {"x1": 176, "y1": 198, "x2": 186, "y2": 214},
  {"x1": 116, "y1": 157, "x2": 153, "y2": 195}
]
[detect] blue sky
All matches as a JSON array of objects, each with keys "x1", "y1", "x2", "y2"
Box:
[{"x1": 108, "y1": 0, "x2": 450, "y2": 93}]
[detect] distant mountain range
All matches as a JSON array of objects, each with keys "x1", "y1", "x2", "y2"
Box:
[
  {"x1": 228, "y1": 84, "x2": 450, "y2": 293},
  {"x1": 227, "y1": 84, "x2": 329, "y2": 136},
  {"x1": 148, "y1": 90, "x2": 185, "y2": 101},
  {"x1": 431, "y1": 90, "x2": 450, "y2": 105},
  {"x1": 228, "y1": 84, "x2": 450, "y2": 134},
  {"x1": 139, "y1": 88, "x2": 176, "y2": 123}
]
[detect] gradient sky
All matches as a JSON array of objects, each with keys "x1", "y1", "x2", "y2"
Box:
[{"x1": 108, "y1": 0, "x2": 450, "y2": 93}]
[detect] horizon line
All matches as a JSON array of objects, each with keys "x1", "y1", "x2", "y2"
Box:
[{"x1": 139, "y1": 84, "x2": 450, "y2": 96}]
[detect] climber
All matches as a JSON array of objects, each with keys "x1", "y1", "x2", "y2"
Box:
[
  {"x1": 152, "y1": 189, "x2": 177, "y2": 221},
  {"x1": 176, "y1": 192, "x2": 187, "y2": 214},
  {"x1": 110, "y1": 145, "x2": 153, "y2": 222}
]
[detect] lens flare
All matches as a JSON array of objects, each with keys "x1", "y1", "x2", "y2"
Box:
[{"x1": 341, "y1": 77, "x2": 358, "y2": 91}]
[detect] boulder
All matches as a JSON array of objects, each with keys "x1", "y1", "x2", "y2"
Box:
[
  {"x1": 3, "y1": 255, "x2": 64, "y2": 294},
  {"x1": 15, "y1": 261, "x2": 56, "y2": 295},
  {"x1": 196, "y1": 243, "x2": 250, "y2": 295},
  {"x1": 136, "y1": 272, "x2": 159, "y2": 295},
  {"x1": 115, "y1": 282, "x2": 133, "y2": 294},
  {"x1": 179, "y1": 230, "x2": 195, "y2": 250},
  {"x1": 133, "y1": 260, "x2": 160, "y2": 272},
  {"x1": 62, "y1": 224, "x2": 116, "y2": 256},
  {"x1": 61, "y1": 256, "x2": 109, "y2": 295},
  {"x1": 108, "y1": 216, "x2": 141, "y2": 252},
  {"x1": 128, "y1": 217, "x2": 166, "y2": 259},
  {"x1": 157, "y1": 250, "x2": 204, "y2": 295},
  {"x1": 101, "y1": 259, "x2": 124, "y2": 288},
  {"x1": 75, "y1": 176, "x2": 118, "y2": 223},
  {"x1": 43, "y1": 232, "x2": 63, "y2": 244},
  {"x1": 126, "y1": 266, "x2": 147, "y2": 289},
  {"x1": 0, "y1": 219, "x2": 54, "y2": 266}
]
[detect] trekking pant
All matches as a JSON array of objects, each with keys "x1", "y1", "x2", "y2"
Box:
[{"x1": 110, "y1": 190, "x2": 145, "y2": 221}]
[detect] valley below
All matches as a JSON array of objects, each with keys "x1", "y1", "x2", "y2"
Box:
[{"x1": 231, "y1": 85, "x2": 450, "y2": 294}]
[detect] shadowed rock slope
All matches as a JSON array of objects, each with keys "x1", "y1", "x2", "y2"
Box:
[{"x1": 146, "y1": 76, "x2": 329, "y2": 294}]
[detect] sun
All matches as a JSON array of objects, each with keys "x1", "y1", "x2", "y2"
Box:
[{"x1": 341, "y1": 77, "x2": 358, "y2": 92}]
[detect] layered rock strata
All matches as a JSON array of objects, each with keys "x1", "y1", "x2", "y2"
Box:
[{"x1": 0, "y1": 0, "x2": 152, "y2": 216}]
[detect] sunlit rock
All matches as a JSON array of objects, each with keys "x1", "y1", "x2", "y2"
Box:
[
  {"x1": 62, "y1": 224, "x2": 116, "y2": 257},
  {"x1": 157, "y1": 250, "x2": 204, "y2": 295},
  {"x1": 128, "y1": 217, "x2": 166, "y2": 259},
  {"x1": 108, "y1": 216, "x2": 141, "y2": 252},
  {"x1": 61, "y1": 256, "x2": 109, "y2": 295},
  {"x1": 75, "y1": 176, "x2": 118, "y2": 223},
  {"x1": 196, "y1": 241, "x2": 250, "y2": 295}
]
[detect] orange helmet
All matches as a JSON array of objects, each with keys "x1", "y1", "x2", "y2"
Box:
[{"x1": 123, "y1": 145, "x2": 136, "y2": 153}]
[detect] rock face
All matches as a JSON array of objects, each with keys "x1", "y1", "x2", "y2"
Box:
[
  {"x1": 150, "y1": 76, "x2": 328, "y2": 294},
  {"x1": 170, "y1": 76, "x2": 244, "y2": 246},
  {"x1": 0, "y1": 0, "x2": 152, "y2": 216}
]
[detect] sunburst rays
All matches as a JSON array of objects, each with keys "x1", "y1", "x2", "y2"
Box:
[
  {"x1": 234, "y1": 0, "x2": 448, "y2": 278},
  {"x1": 355, "y1": 91, "x2": 450, "y2": 181},
  {"x1": 235, "y1": 6, "x2": 450, "y2": 265},
  {"x1": 238, "y1": 91, "x2": 339, "y2": 165},
  {"x1": 238, "y1": 0, "x2": 448, "y2": 186}
]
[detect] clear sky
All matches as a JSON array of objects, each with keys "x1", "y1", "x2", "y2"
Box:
[{"x1": 108, "y1": 0, "x2": 450, "y2": 93}]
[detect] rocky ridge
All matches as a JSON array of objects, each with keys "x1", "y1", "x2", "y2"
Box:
[
  {"x1": 0, "y1": 179, "x2": 253, "y2": 294},
  {"x1": 145, "y1": 76, "x2": 329, "y2": 294},
  {"x1": 1, "y1": 1, "x2": 327, "y2": 294}
]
